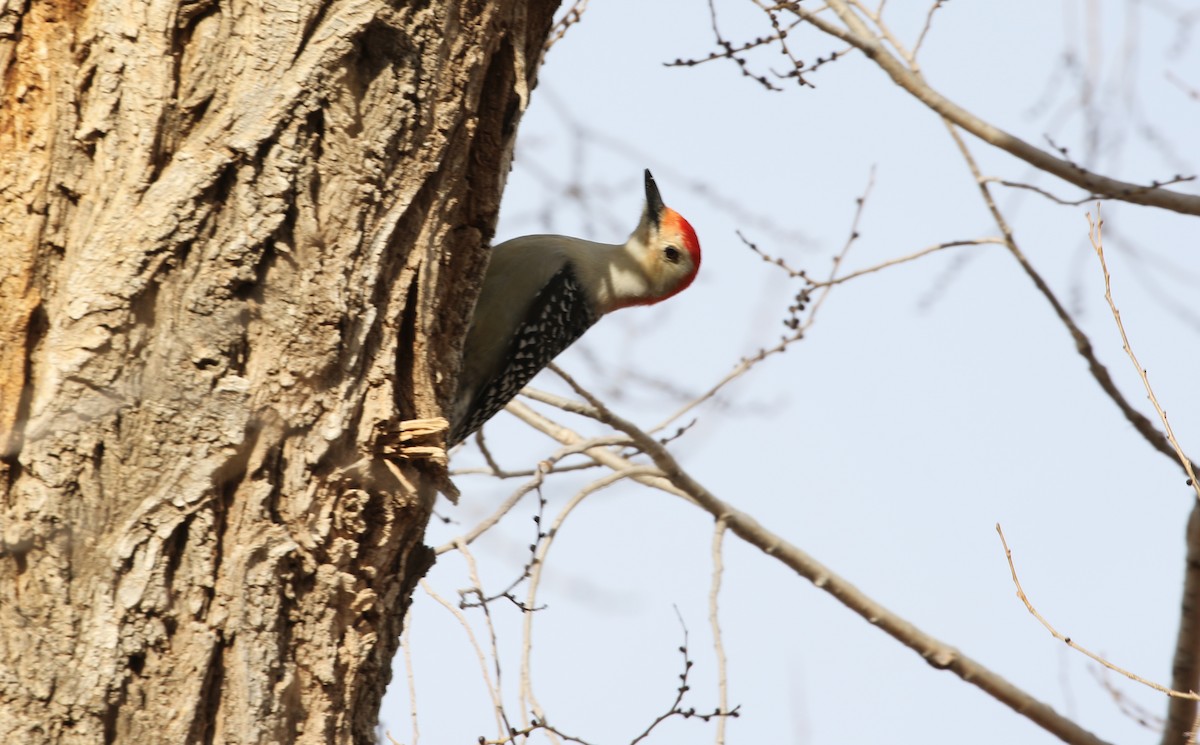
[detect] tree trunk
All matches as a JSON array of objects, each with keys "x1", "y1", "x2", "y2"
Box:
[{"x1": 0, "y1": 0, "x2": 558, "y2": 742}]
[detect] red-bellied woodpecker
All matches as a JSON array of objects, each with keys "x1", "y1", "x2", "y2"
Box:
[{"x1": 450, "y1": 169, "x2": 701, "y2": 445}]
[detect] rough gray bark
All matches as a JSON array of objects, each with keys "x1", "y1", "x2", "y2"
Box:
[{"x1": 0, "y1": 0, "x2": 559, "y2": 742}]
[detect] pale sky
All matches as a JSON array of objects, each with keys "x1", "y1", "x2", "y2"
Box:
[{"x1": 383, "y1": 2, "x2": 1200, "y2": 743}]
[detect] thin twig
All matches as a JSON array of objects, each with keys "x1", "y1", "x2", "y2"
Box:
[
  {"x1": 692, "y1": 0, "x2": 783, "y2": 91},
  {"x1": 451, "y1": 460, "x2": 602, "y2": 479},
  {"x1": 910, "y1": 0, "x2": 947, "y2": 66},
  {"x1": 507, "y1": 401, "x2": 692, "y2": 502},
  {"x1": 808, "y1": 238, "x2": 1004, "y2": 289},
  {"x1": 809, "y1": 165, "x2": 875, "y2": 325},
  {"x1": 403, "y1": 620, "x2": 419, "y2": 745},
  {"x1": 421, "y1": 579, "x2": 509, "y2": 739},
  {"x1": 646, "y1": 329, "x2": 801, "y2": 436},
  {"x1": 458, "y1": 541, "x2": 514, "y2": 735},
  {"x1": 628, "y1": 611, "x2": 740, "y2": 745},
  {"x1": 436, "y1": 467, "x2": 546, "y2": 556},
  {"x1": 851, "y1": 0, "x2": 918, "y2": 66},
  {"x1": 649, "y1": 168, "x2": 876, "y2": 434},
  {"x1": 480, "y1": 718, "x2": 594, "y2": 745},
  {"x1": 1087, "y1": 208, "x2": 1200, "y2": 501},
  {"x1": 710, "y1": 519, "x2": 730, "y2": 745},
  {"x1": 1089, "y1": 664, "x2": 1166, "y2": 731},
  {"x1": 738, "y1": 229, "x2": 807, "y2": 278},
  {"x1": 437, "y1": 433, "x2": 632, "y2": 555},
  {"x1": 996, "y1": 524, "x2": 1200, "y2": 701},
  {"x1": 475, "y1": 427, "x2": 514, "y2": 477},
  {"x1": 750, "y1": 0, "x2": 813, "y2": 87},
  {"x1": 520, "y1": 386, "x2": 604, "y2": 422},
  {"x1": 668, "y1": 17, "x2": 803, "y2": 69}
]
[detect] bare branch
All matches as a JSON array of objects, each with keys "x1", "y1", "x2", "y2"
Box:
[
  {"x1": 987, "y1": 175, "x2": 1197, "y2": 207},
  {"x1": 507, "y1": 401, "x2": 691, "y2": 501},
  {"x1": 750, "y1": 0, "x2": 814, "y2": 87},
  {"x1": 523, "y1": 374, "x2": 1113, "y2": 745},
  {"x1": 543, "y1": 0, "x2": 590, "y2": 55},
  {"x1": 668, "y1": 17, "x2": 803, "y2": 69},
  {"x1": 942, "y1": 122, "x2": 1197, "y2": 479},
  {"x1": 782, "y1": 0, "x2": 1200, "y2": 215},
  {"x1": 688, "y1": 0, "x2": 785, "y2": 91}
]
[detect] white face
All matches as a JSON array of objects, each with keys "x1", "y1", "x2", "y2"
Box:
[
  {"x1": 634, "y1": 206, "x2": 701, "y2": 306},
  {"x1": 640, "y1": 229, "x2": 699, "y2": 302}
]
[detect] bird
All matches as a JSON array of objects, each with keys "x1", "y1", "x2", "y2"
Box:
[{"x1": 449, "y1": 169, "x2": 701, "y2": 445}]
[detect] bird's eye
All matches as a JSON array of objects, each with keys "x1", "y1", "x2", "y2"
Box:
[{"x1": 663, "y1": 246, "x2": 681, "y2": 263}]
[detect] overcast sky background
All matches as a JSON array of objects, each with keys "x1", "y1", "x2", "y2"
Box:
[{"x1": 382, "y1": 2, "x2": 1200, "y2": 743}]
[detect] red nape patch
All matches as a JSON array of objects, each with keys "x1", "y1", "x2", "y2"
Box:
[{"x1": 663, "y1": 208, "x2": 702, "y2": 268}]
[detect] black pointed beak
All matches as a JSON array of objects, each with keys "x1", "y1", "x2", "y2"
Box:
[{"x1": 644, "y1": 169, "x2": 664, "y2": 228}]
